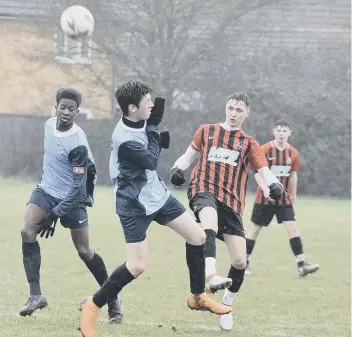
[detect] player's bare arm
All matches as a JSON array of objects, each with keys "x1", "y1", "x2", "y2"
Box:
[
  {"x1": 253, "y1": 172, "x2": 272, "y2": 200},
  {"x1": 170, "y1": 146, "x2": 200, "y2": 186},
  {"x1": 288, "y1": 171, "x2": 298, "y2": 202}
]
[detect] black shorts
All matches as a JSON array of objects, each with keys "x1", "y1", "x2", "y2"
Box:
[
  {"x1": 189, "y1": 192, "x2": 244, "y2": 240},
  {"x1": 28, "y1": 187, "x2": 89, "y2": 229},
  {"x1": 251, "y1": 203, "x2": 296, "y2": 226},
  {"x1": 118, "y1": 195, "x2": 186, "y2": 244}
]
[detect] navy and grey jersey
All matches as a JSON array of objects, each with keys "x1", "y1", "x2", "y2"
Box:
[
  {"x1": 109, "y1": 118, "x2": 170, "y2": 216},
  {"x1": 37, "y1": 117, "x2": 97, "y2": 218}
]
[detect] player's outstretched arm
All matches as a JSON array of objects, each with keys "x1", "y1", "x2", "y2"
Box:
[
  {"x1": 253, "y1": 172, "x2": 271, "y2": 198},
  {"x1": 170, "y1": 124, "x2": 203, "y2": 187},
  {"x1": 257, "y1": 166, "x2": 283, "y2": 200},
  {"x1": 51, "y1": 145, "x2": 89, "y2": 218},
  {"x1": 170, "y1": 146, "x2": 200, "y2": 186},
  {"x1": 173, "y1": 146, "x2": 200, "y2": 171},
  {"x1": 248, "y1": 139, "x2": 283, "y2": 201},
  {"x1": 256, "y1": 166, "x2": 280, "y2": 187}
]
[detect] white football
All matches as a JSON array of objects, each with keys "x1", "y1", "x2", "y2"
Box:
[{"x1": 60, "y1": 5, "x2": 94, "y2": 39}]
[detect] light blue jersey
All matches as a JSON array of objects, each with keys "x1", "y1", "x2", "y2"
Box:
[{"x1": 37, "y1": 117, "x2": 96, "y2": 217}]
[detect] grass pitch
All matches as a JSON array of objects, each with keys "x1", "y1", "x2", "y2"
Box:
[{"x1": 0, "y1": 179, "x2": 350, "y2": 337}]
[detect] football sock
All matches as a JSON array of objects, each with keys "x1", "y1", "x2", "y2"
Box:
[
  {"x1": 222, "y1": 288, "x2": 236, "y2": 306},
  {"x1": 246, "y1": 238, "x2": 256, "y2": 261},
  {"x1": 92, "y1": 263, "x2": 135, "y2": 308},
  {"x1": 227, "y1": 265, "x2": 245, "y2": 293},
  {"x1": 83, "y1": 252, "x2": 109, "y2": 286},
  {"x1": 204, "y1": 229, "x2": 217, "y2": 277},
  {"x1": 289, "y1": 237, "x2": 305, "y2": 267},
  {"x1": 186, "y1": 242, "x2": 205, "y2": 295},
  {"x1": 22, "y1": 242, "x2": 41, "y2": 296}
]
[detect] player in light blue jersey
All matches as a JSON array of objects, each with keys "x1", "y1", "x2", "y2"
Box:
[{"x1": 19, "y1": 88, "x2": 122, "y2": 324}]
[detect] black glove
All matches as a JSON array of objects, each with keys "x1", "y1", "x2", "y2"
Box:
[
  {"x1": 160, "y1": 131, "x2": 170, "y2": 149},
  {"x1": 37, "y1": 213, "x2": 58, "y2": 239},
  {"x1": 147, "y1": 97, "x2": 165, "y2": 126},
  {"x1": 269, "y1": 182, "x2": 284, "y2": 201},
  {"x1": 170, "y1": 167, "x2": 186, "y2": 186}
]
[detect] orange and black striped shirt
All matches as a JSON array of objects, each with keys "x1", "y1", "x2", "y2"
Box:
[
  {"x1": 187, "y1": 124, "x2": 267, "y2": 216},
  {"x1": 255, "y1": 141, "x2": 300, "y2": 206}
]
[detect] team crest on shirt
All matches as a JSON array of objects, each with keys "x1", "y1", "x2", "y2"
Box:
[
  {"x1": 286, "y1": 156, "x2": 292, "y2": 165},
  {"x1": 233, "y1": 141, "x2": 243, "y2": 151}
]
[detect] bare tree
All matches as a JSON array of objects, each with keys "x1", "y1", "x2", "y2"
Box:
[
  {"x1": 17, "y1": 0, "x2": 276, "y2": 117},
  {"x1": 89, "y1": 0, "x2": 276, "y2": 116}
]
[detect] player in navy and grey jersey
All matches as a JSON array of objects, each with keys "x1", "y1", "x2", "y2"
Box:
[
  {"x1": 79, "y1": 81, "x2": 231, "y2": 337},
  {"x1": 109, "y1": 117, "x2": 170, "y2": 227},
  {"x1": 20, "y1": 88, "x2": 122, "y2": 324}
]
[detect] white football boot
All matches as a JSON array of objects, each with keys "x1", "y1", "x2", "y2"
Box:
[
  {"x1": 205, "y1": 274, "x2": 232, "y2": 294},
  {"x1": 220, "y1": 289, "x2": 235, "y2": 331}
]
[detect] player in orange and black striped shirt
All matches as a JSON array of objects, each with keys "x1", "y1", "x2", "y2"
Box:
[
  {"x1": 254, "y1": 140, "x2": 300, "y2": 206},
  {"x1": 246, "y1": 119, "x2": 319, "y2": 278},
  {"x1": 187, "y1": 123, "x2": 267, "y2": 217},
  {"x1": 170, "y1": 93, "x2": 283, "y2": 331}
]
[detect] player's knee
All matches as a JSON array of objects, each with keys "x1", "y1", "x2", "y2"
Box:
[
  {"x1": 77, "y1": 246, "x2": 94, "y2": 262},
  {"x1": 187, "y1": 229, "x2": 206, "y2": 246},
  {"x1": 203, "y1": 224, "x2": 218, "y2": 233},
  {"x1": 246, "y1": 223, "x2": 261, "y2": 239},
  {"x1": 127, "y1": 260, "x2": 148, "y2": 278},
  {"x1": 284, "y1": 221, "x2": 299, "y2": 237},
  {"x1": 231, "y1": 257, "x2": 247, "y2": 270},
  {"x1": 78, "y1": 250, "x2": 93, "y2": 262},
  {"x1": 20, "y1": 225, "x2": 37, "y2": 242}
]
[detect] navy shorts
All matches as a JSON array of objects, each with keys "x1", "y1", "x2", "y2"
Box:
[
  {"x1": 118, "y1": 195, "x2": 186, "y2": 243},
  {"x1": 28, "y1": 187, "x2": 89, "y2": 229},
  {"x1": 251, "y1": 203, "x2": 296, "y2": 226},
  {"x1": 189, "y1": 192, "x2": 245, "y2": 240}
]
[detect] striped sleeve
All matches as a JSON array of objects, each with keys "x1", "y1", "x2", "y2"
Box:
[{"x1": 190, "y1": 125, "x2": 205, "y2": 151}]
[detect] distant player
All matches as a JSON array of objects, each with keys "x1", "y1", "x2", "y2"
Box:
[
  {"x1": 79, "y1": 81, "x2": 231, "y2": 337},
  {"x1": 245, "y1": 119, "x2": 319, "y2": 277},
  {"x1": 20, "y1": 88, "x2": 122, "y2": 323},
  {"x1": 170, "y1": 92, "x2": 284, "y2": 331}
]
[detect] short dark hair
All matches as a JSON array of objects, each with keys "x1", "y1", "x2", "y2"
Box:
[
  {"x1": 56, "y1": 87, "x2": 82, "y2": 107},
  {"x1": 275, "y1": 119, "x2": 291, "y2": 129},
  {"x1": 226, "y1": 92, "x2": 251, "y2": 108},
  {"x1": 115, "y1": 80, "x2": 153, "y2": 116}
]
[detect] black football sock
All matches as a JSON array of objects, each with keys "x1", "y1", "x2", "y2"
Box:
[
  {"x1": 186, "y1": 242, "x2": 205, "y2": 295},
  {"x1": 289, "y1": 237, "x2": 305, "y2": 267},
  {"x1": 92, "y1": 263, "x2": 135, "y2": 308},
  {"x1": 82, "y1": 252, "x2": 109, "y2": 286},
  {"x1": 227, "y1": 265, "x2": 245, "y2": 293},
  {"x1": 246, "y1": 238, "x2": 256, "y2": 262},
  {"x1": 204, "y1": 229, "x2": 216, "y2": 258},
  {"x1": 204, "y1": 229, "x2": 217, "y2": 277},
  {"x1": 246, "y1": 238, "x2": 256, "y2": 255},
  {"x1": 22, "y1": 242, "x2": 42, "y2": 296},
  {"x1": 83, "y1": 253, "x2": 118, "y2": 307}
]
